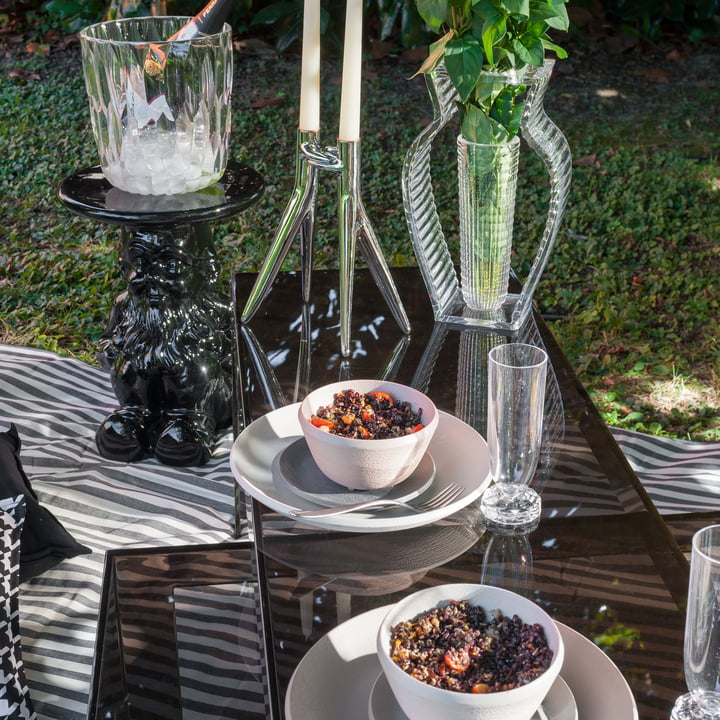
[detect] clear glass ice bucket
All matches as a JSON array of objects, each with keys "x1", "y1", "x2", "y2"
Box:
[{"x1": 80, "y1": 17, "x2": 232, "y2": 196}]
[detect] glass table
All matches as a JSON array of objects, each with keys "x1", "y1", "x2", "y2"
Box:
[
  {"x1": 232, "y1": 267, "x2": 691, "y2": 720},
  {"x1": 89, "y1": 266, "x2": 708, "y2": 719}
]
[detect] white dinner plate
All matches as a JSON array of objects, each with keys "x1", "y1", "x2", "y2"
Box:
[
  {"x1": 230, "y1": 404, "x2": 491, "y2": 533},
  {"x1": 284, "y1": 605, "x2": 639, "y2": 720}
]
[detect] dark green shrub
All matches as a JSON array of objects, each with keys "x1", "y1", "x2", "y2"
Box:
[
  {"x1": 41, "y1": 0, "x2": 106, "y2": 33},
  {"x1": 601, "y1": 0, "x2": 720, "y2": 40},
  {"x1": 249, "y1": 0, "x2": 432, "y2": 54}
]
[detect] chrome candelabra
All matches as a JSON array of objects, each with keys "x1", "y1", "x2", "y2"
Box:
[{"x1": 240, "y1": 130, "x2": 411, "y2": 357}]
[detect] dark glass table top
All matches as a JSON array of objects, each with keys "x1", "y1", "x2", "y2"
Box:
[
  {"x1": 232, "y1": 267, "x2": 691, "y2": 720},
  {"x1": 89, "y1": 266, "x2": 704, "y2": 720}
]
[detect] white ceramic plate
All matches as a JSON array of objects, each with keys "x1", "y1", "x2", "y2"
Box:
[
  {"x1": 284, "y1": 606, "x2": 639, "y2": 720},
  {"x1": 230, "y1": 404, "x2": 491, "y2": 533}
]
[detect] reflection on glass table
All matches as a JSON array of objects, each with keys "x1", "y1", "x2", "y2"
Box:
[
  {"x1": 88, "y1": 541, "x2": 279, "y2": 720},
  {"x1": 232, "y1": 268, "x2": 689, "y2": 720}
]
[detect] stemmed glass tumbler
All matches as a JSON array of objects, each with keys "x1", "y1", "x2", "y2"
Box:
[
  {"x1": 672, "y1": 524, "x2": 720, "y2": 720},
  {"x1": 480, "y1": 343, "x2": 547, "y2": 528}
]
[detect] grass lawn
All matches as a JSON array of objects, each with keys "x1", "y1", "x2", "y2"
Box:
[{"x1": 2, "y1": 29, "x2": 720, "y2": 439}]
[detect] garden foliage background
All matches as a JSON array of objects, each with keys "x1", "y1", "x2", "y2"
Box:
[{"x1": 1, "y1": 0, "x2": 720, "y2": 440}]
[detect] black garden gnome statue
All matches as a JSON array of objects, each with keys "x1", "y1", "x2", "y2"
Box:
[{"x1": 95, "y1": 226, "x2": 233, "y2": 466}]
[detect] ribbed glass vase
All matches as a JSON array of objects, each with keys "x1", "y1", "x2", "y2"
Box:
[
  {"x1": 402, "y1": 60, "x2": 572, "y2": 331},
  {"x1": 458, "y1": 134, "x2": 521, "y2": 312}
]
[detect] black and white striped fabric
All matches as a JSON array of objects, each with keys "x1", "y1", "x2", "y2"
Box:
[
  {"x1": 0, "y1": 344, "x2": 241, "y2": 719},
  {"x1": 611, "y1": 427, "x2": 720, "y2": 513},
  {"x1": 2, "y1": 343, "x2": 720, "y2": 717}
]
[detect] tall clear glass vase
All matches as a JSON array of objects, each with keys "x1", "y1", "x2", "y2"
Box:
[
  {"x1": 402, "y1": 60, "x2": 572, "y2": 332},
  {"x1": 458, "y1": 135, "x2": 520, "y2": 312}
]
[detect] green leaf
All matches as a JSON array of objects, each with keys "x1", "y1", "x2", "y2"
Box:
[
  {"x1": 511, "y1": 36, "x2": 545, "y2": 65},
  {"x1": 249, "y1": 2, "x2": 297, "y2": 26},
  {"x1": 479, "y1": 15, "x2": 507, "y2": 66},
  {"x1": 530, "y1": 0, "x2": 570, "y2": 30},
  {"x1": 471, "y1": 0, "x2": 503, "y2": 22},
  {"x1": 519, "y1": 19, "x2": 549, "y2": 39},
  {"x1": 473, "y1": 77, "x2": 506, "y2": 106},
  {"x1": 504, "y1": 0, "x2": 530, "y2": 18},
  {"x1": 444, "y1": 37, "x2": 485, "y2": 102},
  {"x1": 546, "y1": 0, "x2": 570, "y2": 31},
  {"x1": 415, "y1": 0, "x2": 449, "y2": 30},
  {"x1": 495, "y1": 45, "x2": 515, "y2": 67},
  {"x1": 275, "y1": 16, "x2": 302, "y2": 53},
  {"x1": 460, "y1": 102, "x2": 510, "y2": 143},
  {"x1": 491, "y1": 87, "x2": 525, "y2": 135},
  {"x1": 625, "y1": 411, "x2": 646, "y2": 422},
  {"x1": 541, "y1": 38, "x2": 567, "y2": 59}
]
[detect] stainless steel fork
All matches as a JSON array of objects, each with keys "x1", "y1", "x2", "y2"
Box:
[{"x1": 290, "y1": 483, "x2": 464, "y2": 518}]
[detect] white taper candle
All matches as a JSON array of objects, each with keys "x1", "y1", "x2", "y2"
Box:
[
  {"x1": 338, "y1": 0, "x2": 362, "y2": 141},
  {"x1": 299, "y1": 0, "x2": 321, "y2": 131}
]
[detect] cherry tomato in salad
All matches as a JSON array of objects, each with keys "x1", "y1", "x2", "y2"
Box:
[
  {"x1": 367, "y1": 390, "x2": 394, "y2": 404},
  {"x1": 443, "y1": 647, "x2": 470, "y2": 672},
  {"x1": 310, "y1": 417, "x2": 334, "y2": 430}
]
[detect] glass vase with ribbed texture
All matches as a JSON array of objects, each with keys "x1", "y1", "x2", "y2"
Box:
[
  {"x1": 457, "y1": 135, "x2": 520, "y2": 312},
  {"x1": 80, "y1": 17, "x2": 232, "y2": 196},
  {"x1": 402, "y1": 60, "x2": 572, "y2": 332}
]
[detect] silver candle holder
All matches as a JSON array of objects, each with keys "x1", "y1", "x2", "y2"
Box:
[{"x1": 240, "y1": 129, "x2": 411, "y2": 357}]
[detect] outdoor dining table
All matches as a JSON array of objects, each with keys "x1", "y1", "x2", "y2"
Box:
[
  {"x1": 232, "y1": 264, "x2": 703, "y2": 720},
  {"x1": 88, "y1": 266, "x2": 712, "y2": 720}
]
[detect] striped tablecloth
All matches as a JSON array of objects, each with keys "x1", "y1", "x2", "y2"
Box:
[
  {"x1": 0, "y1": 344, "x2": 239, "y2": 719},
  {"x1": 1, "y1": 343, "x2": 718, "y2": 718}
]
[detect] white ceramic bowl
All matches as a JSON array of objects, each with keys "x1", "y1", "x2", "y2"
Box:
[
  {"x1": 376, "y1": 584, "x2": 564, "y2": 720},
  {"x1": 298, "y1": 379, "x2": 438, "y2": 491}
]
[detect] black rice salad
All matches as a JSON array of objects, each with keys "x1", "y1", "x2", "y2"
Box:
[
  {"x1": 389, "y1": 599, "x2": 553, "y2": 694},
  {"x1": 310, "y1": 389, "x2": 424, "y2": 439}
]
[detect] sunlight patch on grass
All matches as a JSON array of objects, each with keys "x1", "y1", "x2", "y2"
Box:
[{"x1": 645, "y1": 372, "x2": 720, "y2": 417}]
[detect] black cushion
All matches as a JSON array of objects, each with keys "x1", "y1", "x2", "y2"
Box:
[{"x1": 0, "y1": 426, "x2": 91, "y2": 582}]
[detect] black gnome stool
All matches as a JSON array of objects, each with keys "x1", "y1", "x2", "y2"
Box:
[{"x1": 58, "y1": 163, "x2": 264, "y2": 466}]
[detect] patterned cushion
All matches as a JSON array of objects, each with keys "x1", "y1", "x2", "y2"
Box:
[{"x1": 0, "y1": 495, "x2": 36, "y2": 719}]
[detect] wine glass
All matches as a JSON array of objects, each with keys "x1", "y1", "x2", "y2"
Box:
[
  {"x1": 480, "y1": 343, "x2": 548, "y2": 528},
  {"x1": 672, "y1": 524, "x2": 720, "y2": 720}
]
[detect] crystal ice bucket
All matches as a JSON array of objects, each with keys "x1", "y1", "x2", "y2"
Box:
[{"x1": 80, "y1": 17, "x2": 232, "y2": 196}]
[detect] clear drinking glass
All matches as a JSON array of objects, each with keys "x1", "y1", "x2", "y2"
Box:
[
  {"x1": 80, "y1": 17, "x2": 232, "y2": 196},
  {"x1": 480, "y1": 342, "x2": 547, "y2": 527},
  {"x1": 672, "y1": 524, "x2": 720, "y2": 720}
]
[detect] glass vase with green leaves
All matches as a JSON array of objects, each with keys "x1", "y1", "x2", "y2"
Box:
[{"x1": 404, "y1": 0, "x2": 572, "y2": 320}]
